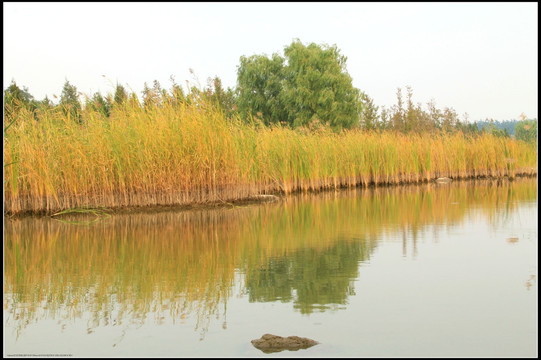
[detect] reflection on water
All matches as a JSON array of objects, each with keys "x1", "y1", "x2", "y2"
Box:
[
  {"x1": 3, "y1": 178, "x2": 538, "y2": 351},
  {"x1": 525, "y1": 274, "x2": 536, "y2": 290},
  {"x1": 245, "y1": 239, "x2": 369, "y2": 314}
]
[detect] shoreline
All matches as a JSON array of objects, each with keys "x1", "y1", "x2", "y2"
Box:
[{"x1": 4, "y1": 171, "x2": 537, "y2": 219}]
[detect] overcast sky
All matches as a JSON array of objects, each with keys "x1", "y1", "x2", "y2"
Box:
[{"x1": 3, "y1": 2, "x2": 538, "y2": 121}]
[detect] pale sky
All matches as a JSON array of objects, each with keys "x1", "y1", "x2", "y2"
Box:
[{"x1": 3, "y1": 2, "x2": 538, "y2": 122}]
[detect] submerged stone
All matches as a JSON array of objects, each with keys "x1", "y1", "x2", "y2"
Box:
[{"x1": 251, "y1": 334, "x2": 319, "y2": 353}]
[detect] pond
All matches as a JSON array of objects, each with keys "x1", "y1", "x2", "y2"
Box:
[{"x1": 3, "y1": 178, "x2": 538, "y2": 357}]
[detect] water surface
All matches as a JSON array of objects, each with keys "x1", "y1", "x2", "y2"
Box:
[{"x1": 4, "y1": 178, "x2": 538, "y2": 357}]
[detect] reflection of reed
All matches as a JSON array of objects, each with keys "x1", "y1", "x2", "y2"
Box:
[
  {"x1": 3, "y1": 177, "x2": 537, "y2": 337},
  {"x1": 525, "y1": 275, "x2": 536, "y2": 291},
  {"x1": 4, "y1": 209, "x2": 243, "y2": 339}
]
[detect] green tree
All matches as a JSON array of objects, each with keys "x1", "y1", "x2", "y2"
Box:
[
  {"x1": 38, "y1": 95, "x2": 53, "y2": 111},
  {"x1": 204, "y1": 76, "x2": 237, "y2": 118},
  {"x1": 4, "y1": 80, "x2": 35, "y2": 107},
  {"x1": 379, "y1": 106, "x2": 391, "y2": 130},
  {"x1": 482, "y1": 119, "x2": 510, "y2": 138},
  {"x1": 113, "y1": 83, "x2": 128, "y2": 106},
  {"x1": 390, "y1": 87, "x2": 405, "y2": 131},
  {"x1": 386, "y1": 87, "x2": 464, "y2": 134},
  {"x1": 167, "y1": 75, "x2": 185, "y2": 107},
  {"x1": 185, "y1": 85, "x2": 204, "y2": 107},
  {"x1": 60, "y1": 80, "x2": 82, "y2": 123},
  {"x1": 236, "y1": 53, "x2": 287, "y2": 125},
  {"x1": 4, "y1": 80, "x2": 37, "y2": 122},
  {"x1": 427, "y1": 99, "x2": 442, "y2": 130},
  {"x1": 171, "y1": 84, "x2": 186, "y2": 106},
  {"x1": 455, "y1": 117, "x2": 481, "y2": 136},
  {"x1": 281, "y1": 40, "x2": 360, "y2": 130},
  {"x1": 358, "y1": 91, "x2": 379, "y2": 130},
  {"x1": 236, "y1": 40, "x2": 362, "y2": 130},
  {"x1": 404, "y1": 86, "x2": 419, "y2": 132},
  {"x1": 515, "y1": 119, "x2": 538, "y2": 143},
  {"x1": 85, "y1": 92, "x2": 111, "y2": 118},
  {"x1": 441, "y1": 106, "x2": 460, "y2": 133}
]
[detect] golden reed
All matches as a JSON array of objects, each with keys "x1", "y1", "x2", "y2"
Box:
[{"x1": 3, "y1": 100, "x2": 537, "y2": 215}]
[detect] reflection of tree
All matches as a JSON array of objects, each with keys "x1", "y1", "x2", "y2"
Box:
[
  {"x1": 245, "y1": 239, "x2": 374, "y2": 314},
  {"x1": 245, "y1": 258, "x2": 294, "y2": 303}
]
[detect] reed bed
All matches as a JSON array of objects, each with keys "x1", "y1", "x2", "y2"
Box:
[{"x1": 3, "y1": 99, "x2": 537, "y2": 215}]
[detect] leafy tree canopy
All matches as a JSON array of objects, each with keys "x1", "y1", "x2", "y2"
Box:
[
  {"x1": 4, "y1": 80, "x2": 34, "y2": 106},
  {"x1": 4, "y1": 80, "x2": 39, "y2": 123},
  {"x1": 236, "y1": 39, "x2": 362, "y2": 130},
  {"x1": 515, "y1": 119, "x2": 538, "y2": 143},
  {"x1": 237, "y1": 52, "x2": 286, "y2": 126},
  {"x1": 114, "y1": 83, "x2": 128, "y2": 106}
]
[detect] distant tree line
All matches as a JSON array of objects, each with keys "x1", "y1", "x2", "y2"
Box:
[
  {"x1": 3, "y1": 40, "x2": 538, "y2": 143},
  {"x1": 476, "y1": 119, "x2": 518, "y2": 135},
  {"x1": 474, "y1": 118, "x2": 538, "y2": 143}
]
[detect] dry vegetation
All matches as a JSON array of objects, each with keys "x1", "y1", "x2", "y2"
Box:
[{"x1": 3, "y1": 97, "x2": 537, "y2": 215}]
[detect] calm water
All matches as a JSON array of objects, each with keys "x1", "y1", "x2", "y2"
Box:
[{"x1": 4, "y1": 178, "x2": 538, "y2": 357}]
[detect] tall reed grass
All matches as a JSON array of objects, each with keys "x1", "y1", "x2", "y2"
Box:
[{"x1": 3, "y1": 98, "x2": 537, "y2": 215}]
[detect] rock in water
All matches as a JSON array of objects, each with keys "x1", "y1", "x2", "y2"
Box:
[{"x1": 251, "y1": 334, "x2": 319, "y2": 353}]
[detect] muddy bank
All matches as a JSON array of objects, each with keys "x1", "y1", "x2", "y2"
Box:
[
  {"x1": 4, "y1": 194, "x2": 282, "y2": 219},
  {"x1": 4, "y1": 172, "x2": 537, "y2": 218}
]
